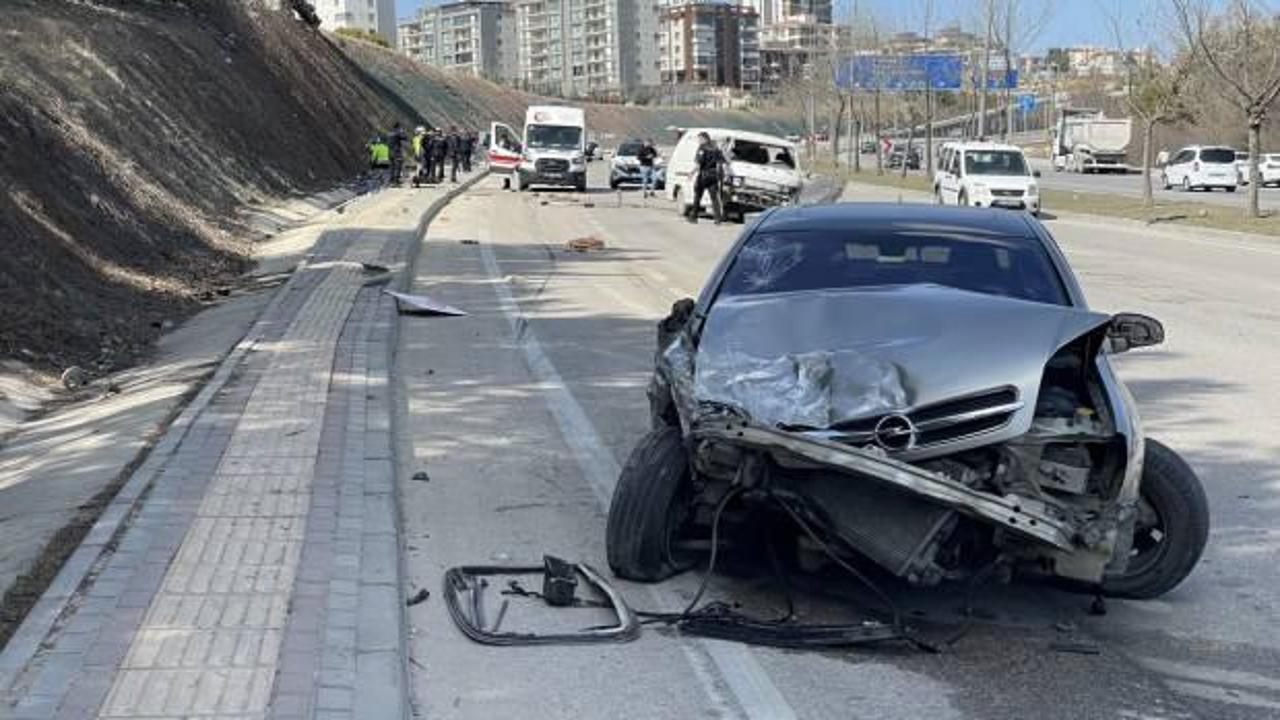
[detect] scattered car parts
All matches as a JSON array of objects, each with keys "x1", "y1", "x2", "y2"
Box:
[{"x1": 442, "y1": 558, "x2": 639, "y2": 646}]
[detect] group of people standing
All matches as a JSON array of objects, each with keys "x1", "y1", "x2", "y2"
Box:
[{"x1": 367, "y1": 121, "x2": 478, "y2": 187}]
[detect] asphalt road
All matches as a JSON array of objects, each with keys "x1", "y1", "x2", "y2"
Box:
[{"x1": 394, "y1": 162, "x2": 1280, "y2": 719}]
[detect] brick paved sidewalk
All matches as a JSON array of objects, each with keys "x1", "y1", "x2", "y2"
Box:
[{"x1": 0, "y1": 179, "x2": 477, "y2": 719}]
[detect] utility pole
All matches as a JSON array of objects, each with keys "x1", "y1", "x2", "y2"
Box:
[
  {"x1": 1003, "y1": 0, "x2": 1014, "y2": 141},
  {"x1": 978, "y1": 0, "x2": 993, "y2": 137}
]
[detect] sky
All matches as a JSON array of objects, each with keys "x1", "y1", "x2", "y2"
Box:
[{"x1": 394, "y1": 0, "x2": 1273, "y2": 53}]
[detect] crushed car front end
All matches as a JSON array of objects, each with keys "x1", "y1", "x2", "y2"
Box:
[{"x1": 612, "y1": 204, "x2": 1205, "y2": 599}]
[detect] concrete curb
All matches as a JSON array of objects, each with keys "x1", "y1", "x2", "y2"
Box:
[
  {"x1": 0, "y1": 260, "x2": 298, "y2": 695},
  {"x1": 386, "y1": 170, "x2": 491, "y2": 720},
  {"x1": 0, "y1": 173, "x2": 487, "y2": 705}
]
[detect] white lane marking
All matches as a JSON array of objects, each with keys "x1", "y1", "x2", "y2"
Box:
[{"x1": 478, "y1": 205, "x2": 799, "y2": 720}]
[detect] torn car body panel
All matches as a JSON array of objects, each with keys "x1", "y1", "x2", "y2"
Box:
[{"x1": 656, "y1": 284, "x2": 1143, "y2": 585}]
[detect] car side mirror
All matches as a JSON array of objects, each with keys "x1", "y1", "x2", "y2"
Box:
[
  {"x1": 1033, "y1": 170, "x2": 1042, "y2": 178},
  {"x1": 1108, "y1": 313, "x2": 1164, "y2": 353}
]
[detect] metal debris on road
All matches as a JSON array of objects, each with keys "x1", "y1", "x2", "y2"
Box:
[
  {"x1": 406, "y1": 588, "x2": 430, "y2": 606},
  {"x1": 442, "y1": 559, "x2": 639, "y2": 646},
  {"x1": 411, "y1": 470, "x2": 430, "y2": 482},
  {"x1": 384, "y1": 289, "x2": 466, "y2": 316}
]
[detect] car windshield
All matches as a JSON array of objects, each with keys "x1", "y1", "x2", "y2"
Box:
[
  {"x1": 718, "y1": 226, "x2": 1068, "y2": 305},
  {"x1": 964, "y1": 150, "x2": 1029, "y2": 176},
  {"x1": 617, "y1": 142, "x2": 643, "y2": 157},
  {"x1": 730, "y1": 140, "x2": 796, "y2": 168},
  {"x1": 527, "y1": 124, "x2": 582, "y2": 150},
  {"x1": 1200, "y1": 148, "x2": 1235, "y2": 163}
]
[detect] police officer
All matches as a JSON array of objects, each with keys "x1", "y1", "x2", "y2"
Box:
[
  {"x1": 386, "y1": 121, "x2": 407, "y2": 186},
  {"x1": 688, "y1": 132, "x2": 725, "y2": 224},
  {"x1": 447, "y1": 126, "x2": 463, "y2": 183},
  {"x1": 431, "y1": 128, "x2": 449, "y2": 184},
  {"x1": 462, "y1": 131, "x2": 476, "y2": 173}
]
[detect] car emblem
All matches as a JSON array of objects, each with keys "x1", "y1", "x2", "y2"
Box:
[{"x1": 873, "y1": 413, "x2": 917, "y2": 452}]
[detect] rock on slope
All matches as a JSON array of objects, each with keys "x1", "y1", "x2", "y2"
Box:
[{"x1": 0, "y1": 0, "x2": 416, "y2": 372}]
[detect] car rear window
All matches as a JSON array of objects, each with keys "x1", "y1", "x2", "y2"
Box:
[
  {"x1": 1200, "y1": 148, "x2": 1235, "y2": 163},
  {"x1": 718, "y1": 226, "x2": 1069, "y2": 305}
]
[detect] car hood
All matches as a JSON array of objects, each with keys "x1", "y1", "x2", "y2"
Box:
[
  {"x1": 968, "y1": 174, "x2": 1034, "y2": 188},
  {"x1": 689, "y1": 285, "x2": 1111, "y2": 449},
  {"x1": 729, "y1": 161, "x2": 801, "y2": 188}
]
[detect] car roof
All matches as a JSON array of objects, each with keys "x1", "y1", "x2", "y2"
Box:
[
  {"x1": 755, "y1": 202, "x2": 1037, "y2": 237},
  {"x1": 680, "y1": 127, "x2": 796, "y2": 149},
  {"x1": 955, "y1": 142, "x2": 1023, "y2": 152},
  {"x1": 1178, "y1": 145, "x2": 1234, "y2": 151}
]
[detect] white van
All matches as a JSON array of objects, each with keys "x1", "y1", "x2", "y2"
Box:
[
  {"x1": 516, "y1": 105, "x2": 587, "y2": 192},
  {"x1": 1161, "y1": 145, "x2": 1238, "y2": 192},
  {"x1": 666, "y1": 128, "x2": 802, "y2": 222},
  {"x1": 935, "y1": 142, "x2": 1041, "y2": 215}
]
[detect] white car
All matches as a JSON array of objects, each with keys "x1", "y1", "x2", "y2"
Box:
[
  {"x1": 1263, "y1": 153, "x2": 1280, "y2": 187},
  {"x1": 609, "y1": 140, "x2": 665, "y2": 190},
  {"x1": 666, "y1": 128, "x2": 803, "y2": 222},
  {"x1": 1235, "y1": 151, "x2": 1251, "y2": 185},
  {"x1": 935, "y1": 142, "x2": 1041, "y2": 215},
  {"x1": 1161, "y1": 146, "x2": 1238, "y2": 192}
]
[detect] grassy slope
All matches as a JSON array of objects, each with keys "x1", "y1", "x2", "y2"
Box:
[{"x1": 0, "y1": 1, "x2": 406, "y2": 370}]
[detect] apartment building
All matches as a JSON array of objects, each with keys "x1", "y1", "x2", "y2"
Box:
[
  {"x1": 659, "y1": 2, "x2": 760, "y2": 91},
  {"x1": 398, "y1": 1, "x2": 518, "y2": 83},
  {"x1": 513, "y1": 0, "x2": 658, "y2": 99},
  {"x1": 744, "y1": 0, "x2": 832, "y2": 26},
  {"x1": 313, "y1": 0, "x2": 397, "y2": 44}
]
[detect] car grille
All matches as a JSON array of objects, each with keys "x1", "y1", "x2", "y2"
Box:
[
  {"x1": 991, "y1": 189, "x2": 1024, "y2": 198},
  {"x1": 536, "y1": 158, "x2": 569, "y2": 174},
  {"x1": 809, "y1": 386, "x2": 1022, "y2": 451}
]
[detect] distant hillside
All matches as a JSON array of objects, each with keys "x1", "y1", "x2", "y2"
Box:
[{"x1": 335, "y1": 38, "x2": 802, "y2": 141}]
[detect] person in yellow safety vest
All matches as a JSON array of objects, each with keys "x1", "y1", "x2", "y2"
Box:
[
  {"x1": 411, "y1": 126, "x2": 428, "y2": 186},
  {"x1": 368, "y1": 136, "x2": 390, "y2": 169}
]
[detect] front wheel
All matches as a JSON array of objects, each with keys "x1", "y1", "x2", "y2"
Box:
[
  {"x1": 1161, "y1": 172, "x2": 1171, "y2": 190},
  {"x1": 607, "y1": 427, "x2": 693, "y2": 581},
  {"x1": 1103, "y1": 439, "x2": 1209, "y2": 599},
  {"x1": 1181, "y1": 176, "x2": 1192, "y2": 192}
]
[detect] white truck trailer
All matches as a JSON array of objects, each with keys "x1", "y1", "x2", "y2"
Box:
[{"x1": 1052, "y1": 109, "x2": 1132, "y2": 173}]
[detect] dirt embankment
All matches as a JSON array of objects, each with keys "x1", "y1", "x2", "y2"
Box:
[
  {"x1": 337, "y1": 38, "x2": 802, "y2": 141},
  {"x1": 0, "y1": 0, "x2": 417, "y2": 374}
]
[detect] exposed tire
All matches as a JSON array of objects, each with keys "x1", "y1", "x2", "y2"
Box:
[
  {"x1": 606, "y1": 426, "x2": 692, "y2": 582},
  {"x1": 1103, "y1": 439, "x2": 1209, "y2": 599},
  {"x1": 517, "y1": 175, "x2": 529, "y2": 192},
  {"x1": 609, "y1": 178, "x2": 619, "y2": 190}
]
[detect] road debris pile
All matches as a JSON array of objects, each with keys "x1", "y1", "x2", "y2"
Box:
[{"x1": 565, "y1": 236, "x2": 606, "y2": 252}]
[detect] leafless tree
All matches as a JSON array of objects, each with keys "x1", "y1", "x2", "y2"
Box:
[
  {"x1": 993, "y1": 0, "x2": 1055, "y2": 140},
  {"x1": 1107, "y1": 0, "x2": 1197, "y2": 208},
  {"x1": 1173, "y1": 0, "x2": 1280, "y2": 217}
]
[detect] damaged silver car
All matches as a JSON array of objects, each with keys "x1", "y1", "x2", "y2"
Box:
[{"x1": 607, "y1": 204, "x2": 1209, "y2": 599}]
